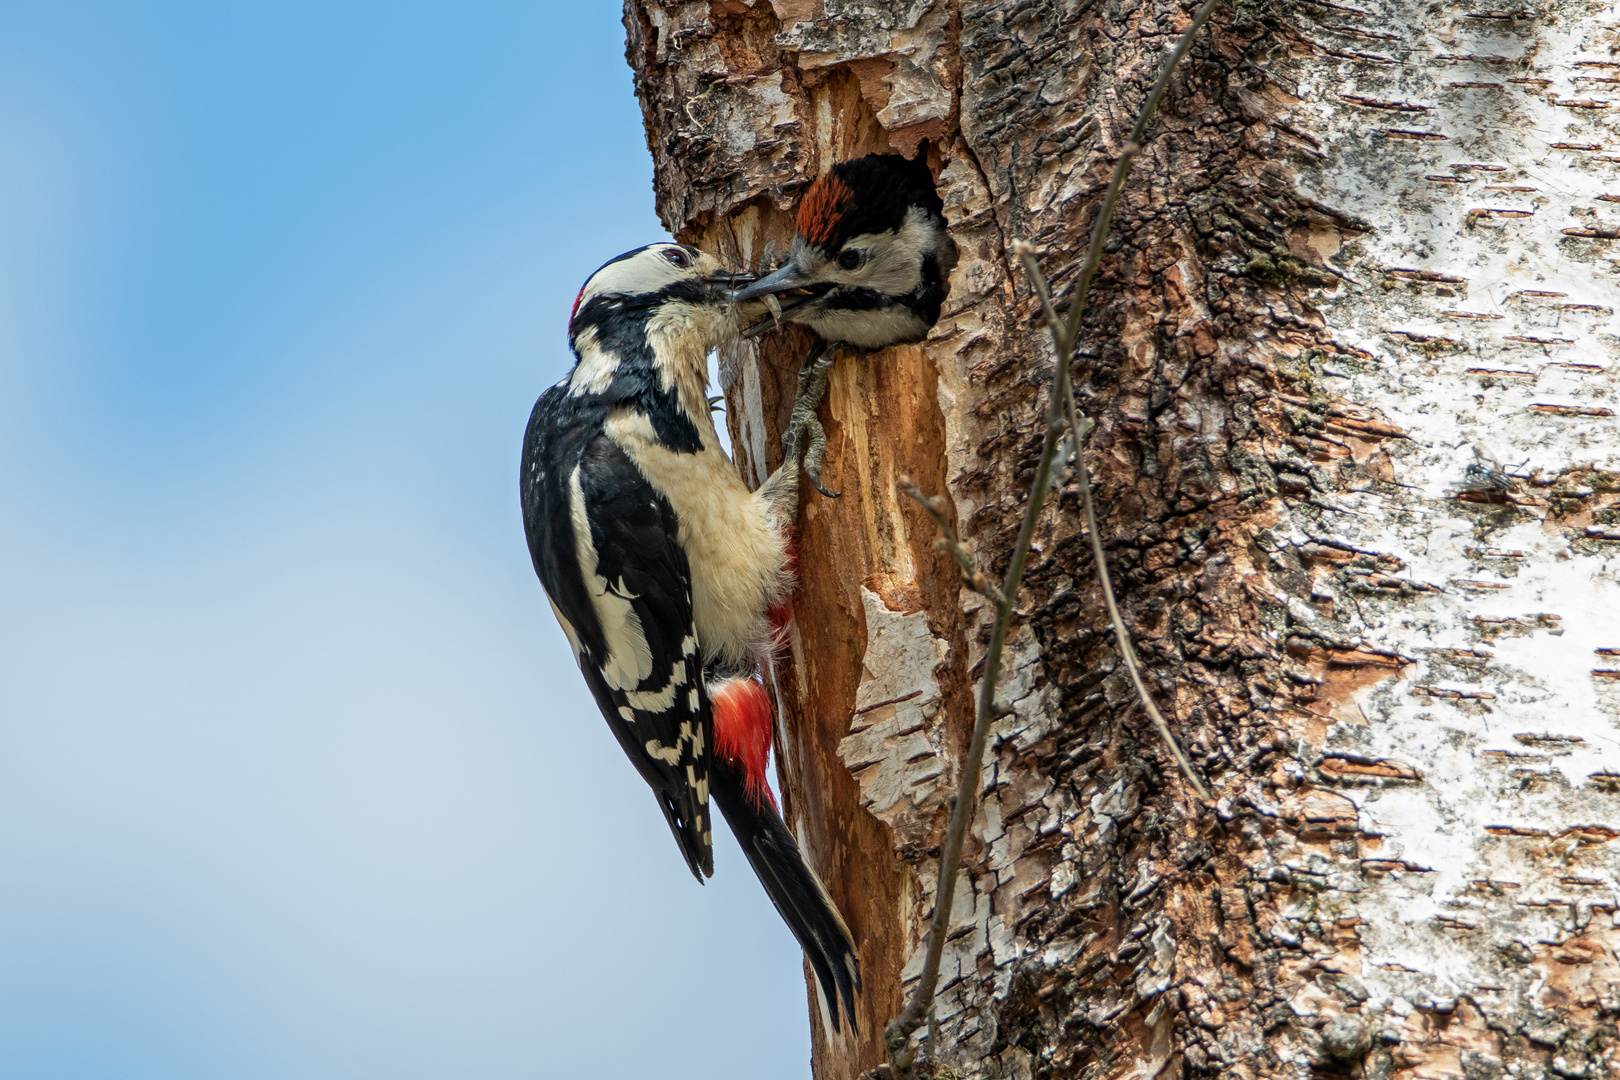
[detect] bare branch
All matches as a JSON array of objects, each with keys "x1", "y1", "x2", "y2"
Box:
[
  {"x1": 1015, "y1": 238, "x2": 1068, "y2": 356},
  {"x1": 1069, "y1": 394, "x2": 1211, "y2": 800}
]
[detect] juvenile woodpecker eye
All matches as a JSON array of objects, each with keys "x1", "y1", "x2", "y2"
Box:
[
  {"x1": 664, "y1": 248, "x2": 690, "y2": 268},
  {"x1": 837, "y1": 248, "x2": 863, "y2": 271}
]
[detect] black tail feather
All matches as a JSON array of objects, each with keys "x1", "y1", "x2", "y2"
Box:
[
  {"x1": 710, "y1": 761, "x2": 861, "y2": 1032},
  {"x1": 653, "y1": 788, "x2": 712, "y2": 883}
]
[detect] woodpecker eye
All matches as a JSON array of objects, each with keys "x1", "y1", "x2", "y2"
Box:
[
  {"x1": 837, "y1": 248, "x2": 863, "y2": 271},
  {"x1": 664, "y1": 248, "x2": 690, "y2": 268}
]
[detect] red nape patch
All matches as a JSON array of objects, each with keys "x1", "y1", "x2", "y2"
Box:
[
  {"x1": 796, "y1": 171, "x2": 855, "y2": 247},
  {"x1": 710, "y1": 676, "x2": 777, "y2": 810}
]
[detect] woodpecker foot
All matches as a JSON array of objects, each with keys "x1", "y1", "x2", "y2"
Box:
[{"x1": 781, "y1": 343, "x2": 839, "y2": 499}]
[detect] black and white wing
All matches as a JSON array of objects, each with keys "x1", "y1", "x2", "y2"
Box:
[{"x1": 521, "y1": 391, "x2": 714, "y2": 879}]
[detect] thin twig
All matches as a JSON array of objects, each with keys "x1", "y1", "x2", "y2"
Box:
[
  {"x1": 882, "y1": 4, "x2": 1223, "y2": 1074},
  {"x1": 1019, "y1": 228, "x2": 1203, "y2": 796},
  {"x1": 886, "y1": 348, "x2": 1068, "y2": 1080},
  {"x1": 1018, "y1": 247, "x2": 1211, "y2": 802},
  {"x1": 1071, "y1": 388, "x2": 1211, "y2": 800},
  {"x1": 899, "y1": 477, "x2": 1005, "y2": 606}
]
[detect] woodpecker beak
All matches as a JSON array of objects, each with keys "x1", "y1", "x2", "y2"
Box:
[
  {"x1": 705, "y1": 270, "x2": 758, "y2": 290},
  {"x1": 733, "y1": 262, "x2": 825, "y2": 338},
  {"x1": 729, "y1": 262, "x2": 813, "y2": 302},
  {"x1": 739, "y1": 292, "x2": 828, "y2": 339}
]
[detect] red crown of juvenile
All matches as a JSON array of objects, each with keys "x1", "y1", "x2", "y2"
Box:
[{"x1": 796, "y1": 170, "x2": 855, "y2": 247}]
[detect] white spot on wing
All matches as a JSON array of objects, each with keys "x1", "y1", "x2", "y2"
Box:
[
  {"x1": 678, "y1": 720, "x2": 703, "y2": 755},
  {"x1": 623, "y1": 681, "x2": 673, "y2": 710},
  {"x1": 621, "y1": 655, "x2": 695, "y2": 711},
  {"x1": 645, "y1": 740, "x2": 681, "y2": 765}
]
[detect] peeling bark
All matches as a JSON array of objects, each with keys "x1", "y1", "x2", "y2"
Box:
[{"x1": 624, "y1": 2, "x2": 1620, "y2": 1078}]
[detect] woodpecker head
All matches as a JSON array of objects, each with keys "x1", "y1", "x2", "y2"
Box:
[
  {"x1": 564, "y1": 243, "x2": 755, "y2": 404},
  {"x1": 732, "y1": 154, "x2": 953, "y2": 350},
  {"x1": 569, "y1": 243, "x2": 754, "y2": 349}
]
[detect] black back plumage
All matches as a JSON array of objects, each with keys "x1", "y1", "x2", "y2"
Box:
[{"x1": 521, "y1": 360, "x2": 714, "y2": 879}]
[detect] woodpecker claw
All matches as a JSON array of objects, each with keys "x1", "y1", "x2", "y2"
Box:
[
  {"x1": 804, "y1": 427, "x2": 840, "y2": 500},
  {"x1": 807, "y1": 464, "x2": 840, "y2": 500},
  {"x1": 781, "y1": 343, "x2": 840, "y2": 499}
]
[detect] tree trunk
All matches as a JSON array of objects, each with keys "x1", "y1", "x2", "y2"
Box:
[{"x1": 623, "y1": 2, "x2": 1620, "y2": 1078}]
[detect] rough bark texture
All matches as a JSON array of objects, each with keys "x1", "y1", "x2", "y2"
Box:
[{"x1": 623, "y1": 2, "x2": 1620, "y2": 1078}]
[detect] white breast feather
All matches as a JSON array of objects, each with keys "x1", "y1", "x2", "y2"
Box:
[{"x1": 605, "y1": 409, "x2": 788, "y2": 668}]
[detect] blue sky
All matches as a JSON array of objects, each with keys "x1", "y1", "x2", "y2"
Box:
[{"x1": 0, "y1": 3, "x2": 816, "y2": 1077}]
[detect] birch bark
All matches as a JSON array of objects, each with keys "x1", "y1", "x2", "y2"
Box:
[{"x1": 623, "y1": 2, "x2": 1620, "y2": 1078}]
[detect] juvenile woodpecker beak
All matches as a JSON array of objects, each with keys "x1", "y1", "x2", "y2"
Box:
[{"x1": 729, "y1": 261, "x2": 812, "y2": 302}]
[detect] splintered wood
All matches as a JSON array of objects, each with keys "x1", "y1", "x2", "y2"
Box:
[{"x1": 624, "y1": 1, "x2": 1620, "y2": 1078}]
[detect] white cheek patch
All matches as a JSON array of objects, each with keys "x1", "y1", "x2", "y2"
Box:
[
  {"x1": 568, "y1": 466, "x2": 654, "y2": 691},
  {"x1": 647, "y1": 302, "x2": 703, "y2": 340},
  {"x1": 833, "y1": 206, "x2": 936, "y2": 296},
  {"x1": 804, "y1": 304, "x2": 928, "y2": 350},
  {"x1": 646, "y1": 301, "x2": 709, "y2": 394}
]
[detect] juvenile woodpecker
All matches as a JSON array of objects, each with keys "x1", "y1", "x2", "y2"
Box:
[
  {"x1": 735, "y1": 154, "x2": 951, "y2": 348},
  {"x1": 520, "y1": 243, "x2": 859, "y2": 1029},
  {"x1": 732, "y1": 153, "x2": 953, "y2": 495}
]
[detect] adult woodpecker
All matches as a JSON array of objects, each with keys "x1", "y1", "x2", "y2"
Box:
[
  {"x1": 731, "y1": 153, "x2": 953, "y2": 495},
  {"x1": 520, "y1": 243, "x2": 859, "y2": 1029}
]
